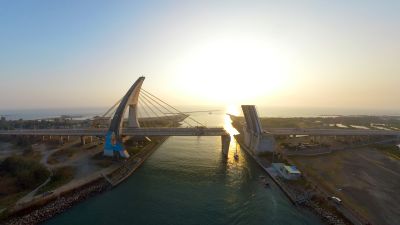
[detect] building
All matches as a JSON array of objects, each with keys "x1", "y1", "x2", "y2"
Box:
[
  {"x1": 272, "y1": 163, "x2": 302, "y2": 180},
  {"x1": 0, "y1": 116, "x2": 5, "y2": 122}
]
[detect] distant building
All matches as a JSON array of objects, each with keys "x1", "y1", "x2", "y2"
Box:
[
  {"x1": 272, "y1": 163, "x2": 301, "y2": 180},
  {"x1": 0, "y1": 116, "x2": 5, "y2": 122},
  {"x1": 92, "y1": 116, "x2": 111, "y2": 128}
]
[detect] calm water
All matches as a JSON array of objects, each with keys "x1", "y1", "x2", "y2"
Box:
[{"x1": 43, "y1": 112, "x2": 322, "y2": 225}]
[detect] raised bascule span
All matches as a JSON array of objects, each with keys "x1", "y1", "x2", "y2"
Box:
[{"x1": 239, "y1": 105, "x2": 400, "y2": 155}]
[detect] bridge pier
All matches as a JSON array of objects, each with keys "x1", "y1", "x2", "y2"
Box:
[
  {"x1": 80, "y1": 136, "x2": 86, "y2": 145},
  {"x1": 221, "y1": 135, "x2": 231, "y2": 156}
]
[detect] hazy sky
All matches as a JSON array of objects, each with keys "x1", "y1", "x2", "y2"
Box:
[{"x1": 0, "y1": 0, "x2": 399, "y2": 111}]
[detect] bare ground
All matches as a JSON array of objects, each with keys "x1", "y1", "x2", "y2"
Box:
[{"x1": 290, "y1": 147, "x2": 400, "y2": 225}]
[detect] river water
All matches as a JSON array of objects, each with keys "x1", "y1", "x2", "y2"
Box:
[{"x1": 43, "y1": 111, "x2": 322, "y2": 225}]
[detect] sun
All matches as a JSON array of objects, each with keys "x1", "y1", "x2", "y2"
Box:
[{"x1": 174, "y1": 37, "x2": 292, "y2": 105}]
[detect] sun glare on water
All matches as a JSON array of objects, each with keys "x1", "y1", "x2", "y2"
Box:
[{"x1": 224, "y1": 105, "x2": 240, "y2": 136}]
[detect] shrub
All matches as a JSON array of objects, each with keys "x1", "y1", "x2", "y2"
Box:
[{"x1": 0, "y1": 156, "x2": 50, "y2": 190}]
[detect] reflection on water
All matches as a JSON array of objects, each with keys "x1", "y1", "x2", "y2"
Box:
[{"x1": 224, "y1": 114, "x2": 239, "y2": 136}]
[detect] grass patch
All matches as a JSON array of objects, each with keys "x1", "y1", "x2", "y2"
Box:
[
  {"x1": 0, "y1": 156, "x2": 50, "y2": 190},
  {"x1": 0, "y1": 191, "x2": 28, "y2": 211},
  {"x1": 91, "y1": 152, "x2": 114, "y2": 168},
  {"x1": 0, "y1": 156, "x2": 50, "y2": 209},
  {"x1": 37, "y1": 166, "x2": 76, "y2": 194},
  {"x1": 126, "y1": 146, "x2": 143, "y2": 155}
]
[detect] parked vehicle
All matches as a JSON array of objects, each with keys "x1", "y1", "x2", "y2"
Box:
[{"x1": 328, "y1": 196, "x2": 342, "y2": 204}]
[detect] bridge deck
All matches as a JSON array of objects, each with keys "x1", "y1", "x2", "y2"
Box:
[
  {"x1": 265, "y1": 128, "x2": 400, "y2": 136},
  {"x1": 0, "y1": 127, "x2": 229, "y2": 136},
  {"x1": 1, "y1": 127, "x2": 399, "y2": 137}
]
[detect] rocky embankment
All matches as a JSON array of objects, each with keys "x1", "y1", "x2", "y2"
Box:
[
  {"x1": 4, "y1": 180, "x2": 110, "y2": 225},
  {"x1": 304, "y1": 201, "x2": 348, "y2": 225}
]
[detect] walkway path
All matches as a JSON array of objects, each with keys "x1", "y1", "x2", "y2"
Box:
[{"x1": 16, "y1": 140, "x2": 83, "y2": 206}]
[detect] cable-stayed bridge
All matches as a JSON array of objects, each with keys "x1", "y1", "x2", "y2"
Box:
[
  {"x1": 2, "y1": 77, "x2": 399, "y2": 158},
  {"x1": 0, "y1": 77, "x2": 231, "y2": 158}
]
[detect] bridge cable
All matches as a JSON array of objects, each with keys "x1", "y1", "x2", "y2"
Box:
[
  {"x1": 140, "y1": 91, "x2": 194, "y2": 127},
  {"x1": 141, "y1": 89, "x2": 205, "y2": 127},
  {"x1": 138, "y1": 98, "x2": 156, "y2": 128},
  {"x1": 102, "y1": 98, "x2": 122, "y2": 117},
  {"x1": 136, "y1": 104, "x2": 149, "y2": 128},
  {"x1": 140, "y1": 93, "x2": 192, "y2": 127},
  {"x1": 139, "y1": 95, "x2": 173, "y2": 126},
  {"x1": 139, "y1": 95, "x2": 165, "y2": 124}
]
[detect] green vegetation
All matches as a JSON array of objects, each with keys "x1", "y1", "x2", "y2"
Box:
[
  {"x1": 37, "y1": 166, "x2": 76, "y2": 194},
  {"x1": 126, "y1": 146, "x2": 142, "y2": 155},
  {"x1": 91, "y1": 152, "x2": 114, "y2": 168},
  {"x1": 0, "y1": 156, "x2": 50, "y2": 208},
  {"x1": 0, "y1": 156, "x2": 49, "y2": 190}
]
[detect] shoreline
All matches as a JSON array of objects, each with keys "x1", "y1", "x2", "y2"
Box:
[
  {"x1": 234, "y1": 135, "x2": 349, "y2": 225},
  {"x1": 2, "y1": 137, "x2": 169, "y2": 225},
  {"x1": 234, "y1": 135, "x2": 298, "y2": 204}
]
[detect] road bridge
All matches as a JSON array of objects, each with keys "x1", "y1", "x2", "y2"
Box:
[
  {"x1": 0, "y1": 127, "x2": 228, "y2": 137},
  {"x1": 0, "y1": 76, "x2": 231, "y2": 158},
  {"x1": 265, "y1": 128, "x2": 400, "y2": 136},
  {"x1": 238, "y1": 105, "x2": 400, "y2": 155}
]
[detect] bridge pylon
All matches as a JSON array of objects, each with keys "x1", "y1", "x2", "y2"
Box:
[{"x1": 104, "y1": 77, "x2": 145, "y2": 158}]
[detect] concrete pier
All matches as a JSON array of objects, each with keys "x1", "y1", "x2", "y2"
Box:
[
  {"x1": 221, "y1": 135, "x2": 231, "y2": 155},
  {"x1": 80, "y1": 136, "x2": 86, "y2": 145}
]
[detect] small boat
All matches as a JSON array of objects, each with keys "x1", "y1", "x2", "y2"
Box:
[{"x1": 234, "y1": 142, "x2": 239, "y2": 161}]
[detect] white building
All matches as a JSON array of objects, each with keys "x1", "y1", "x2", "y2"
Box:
[{"x1": 272, "y1": 163, "x2": 302, "y2": 180}]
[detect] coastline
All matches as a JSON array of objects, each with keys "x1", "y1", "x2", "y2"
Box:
[
  {"x1": 234, "y1": 134, "x2": 349, "y2": 225},
  {"x1": 2, "y1": 137, "x2": 169, "y2": 225},
  {"x1": 234, "y1": 135, "x2": 298, "y2": 204}
]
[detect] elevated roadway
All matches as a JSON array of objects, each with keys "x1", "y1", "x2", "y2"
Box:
[
  {"x1": 1, "y1": 127, "x2": 399, "y2": 137},
  {"x1": 265, "y1": 128, "x2": 400, "y2": 136},
  {"x1": 0, "y1": 127, "x2": 229, "y2": 137}
]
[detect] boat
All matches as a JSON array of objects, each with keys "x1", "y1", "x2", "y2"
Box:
[{"x1": 234, "y1": 142, "x2": 239, "y2": 161}]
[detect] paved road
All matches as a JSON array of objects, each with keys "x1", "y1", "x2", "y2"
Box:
[
  {"x1": 266, "y1": 128, "x2": 400, "y2": 136},
  {"x1": 1, "y1": 127, "x2": 399, "y2": 137},
  {"x1": 0, "y1": 127, "x2": 229, "y2": 136}
]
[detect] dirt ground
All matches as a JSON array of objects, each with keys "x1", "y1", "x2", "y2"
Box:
[{"x1": 290, "y1": 147, "x2": 400, "y2": 225}]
